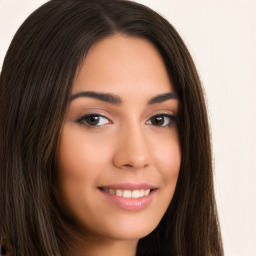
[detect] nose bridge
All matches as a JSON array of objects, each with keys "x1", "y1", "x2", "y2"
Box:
[{"x1": 113, "y1": 121, "x2": 151, "y2": 169}]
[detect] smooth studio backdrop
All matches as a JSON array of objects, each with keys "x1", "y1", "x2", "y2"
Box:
[{"x1": 0, "y1": 1, "x2": 255, "y2": 255}]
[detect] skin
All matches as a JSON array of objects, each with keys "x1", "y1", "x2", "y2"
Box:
[{"x1": 57, "y1": 34, "x2": 181, "y2": 256}]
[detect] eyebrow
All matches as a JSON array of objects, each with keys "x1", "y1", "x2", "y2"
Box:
[
  {"x1": 70, "y1": 91, "x2": 178, "y2": 105},
  {"x1": 70, "y1": 91, "x2": 122, "y2": 105},
  {"x1": 148, "y1": 92, "x2": 178, "y2": 104}
]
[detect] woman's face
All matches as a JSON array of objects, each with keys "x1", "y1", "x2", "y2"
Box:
[{"x1": 57, "y1": 34, "x2": 180, "y2": 241}]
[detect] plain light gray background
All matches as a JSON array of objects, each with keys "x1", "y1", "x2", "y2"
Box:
[{"x1": 1, "y1": 1, "x2": 255, "y2": 255}]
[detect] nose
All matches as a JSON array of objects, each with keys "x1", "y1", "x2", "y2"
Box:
[{"x1": 112, "y1": 126, "x2": 151, "y2": 170}]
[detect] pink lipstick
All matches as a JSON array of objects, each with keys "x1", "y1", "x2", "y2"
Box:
[{"x1": 98, "y1": 183, "x2": 157, "y2": 211}]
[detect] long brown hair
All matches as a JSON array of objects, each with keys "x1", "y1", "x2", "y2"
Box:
[{"x1": 0, "y1": 0, "x2": 223, "y2": 255}]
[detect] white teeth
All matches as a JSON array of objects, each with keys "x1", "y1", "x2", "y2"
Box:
[
  {"x1": 145, "y1": 189, "x2": 150, "y2": 196},
  {"x1": 123, "y1": 190, "x2": 132, "y2": 198},
  {"x1": 116, "y1": 189, "x2": 123, "y2": 197},
  {"x1": 140, "y1": 189, "x2": 145, "y2": 197},
  {"x1": 132, "y1": 190, "x2": 141, "y2": 198},
  {"x1": 102, "y1": 188, "x2": 153, "y2": 198},
  {"x1": 109, "y1": 189, "x2": 115, "y2": 195}
]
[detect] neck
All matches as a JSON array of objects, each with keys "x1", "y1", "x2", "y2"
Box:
[{"x1": 70, "y1": 234, "x2": 138, "y2": 256}]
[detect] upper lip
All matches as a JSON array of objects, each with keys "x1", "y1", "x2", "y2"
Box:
[{"x1": 98, "y1": 182, "x2": 158, "y2": 190}]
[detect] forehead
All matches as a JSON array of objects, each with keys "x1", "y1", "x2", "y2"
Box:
[{"x1": 73, "y1": 34, "x2": 173, "y2": 97}]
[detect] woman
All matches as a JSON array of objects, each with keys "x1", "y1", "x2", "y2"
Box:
[{"x1": 0, "y1": 0, "x2": 223, "y2": 255}]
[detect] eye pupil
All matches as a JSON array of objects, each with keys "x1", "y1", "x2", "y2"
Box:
[
  {"x1": 86, "y1": 115, "x2": 99, "y2": 125},
  {"x1": 152, "y1": 116, "x2": 164, "y2": 125}
]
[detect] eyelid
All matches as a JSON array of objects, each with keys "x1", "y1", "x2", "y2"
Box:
[
  {"x1": 150, "y1": 109, "x2": 175, "y2": 116},
  {"x1": 75, "y1": 108, "x2": 112, "y2": 122},
  {"x1": 146, "y1": 109, "x2": 176, "y2": 119}
]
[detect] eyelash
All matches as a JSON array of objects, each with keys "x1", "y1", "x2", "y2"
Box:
[{"x1": 76, "y1": 113, "x2": 176, "y2": 129}]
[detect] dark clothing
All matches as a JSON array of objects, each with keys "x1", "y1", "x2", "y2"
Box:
[{"x1": 0, "y1": 242, "x2": 10, "y2": 256}]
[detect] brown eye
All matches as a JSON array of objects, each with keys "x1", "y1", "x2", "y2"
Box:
[
  {"x1": 77, "y1": 114, "x2": 110, "y2": 127},
  {"x1": 146, "y1": 114, "x2": 175, "y2": 127},
  {"x1": 151, "y1": 116, "x2": 165, "y2": 126},
  {"x1": 85, "y1": 115, "x2": 100, "y2": 125}
]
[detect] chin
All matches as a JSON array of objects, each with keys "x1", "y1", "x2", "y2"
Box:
[{"x1": 84, "y1": 214, "x2": 161, "y2": 242}]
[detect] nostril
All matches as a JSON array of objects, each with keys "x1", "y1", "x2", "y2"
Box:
[{"x1": 123, "y1": 164, "x2": 133, "y2": 168}]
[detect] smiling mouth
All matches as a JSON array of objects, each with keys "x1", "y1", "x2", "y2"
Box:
[{"x1": 99, "y1": 188, "x2": 156, "y2": 199}]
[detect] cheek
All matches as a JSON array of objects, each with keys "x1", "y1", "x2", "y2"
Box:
[
  {"x1": 145, "y1": 133, "x2": 180, "y2": 229},
  {"x1": 56, "y1": 125, "x2": 108, "y2": 211},
  {"x1": 152, "y1": 133, "x2": 181, "y2": 183},
  {"x1": 57, "y1": 125, "x2": 109, "y2": 179}
]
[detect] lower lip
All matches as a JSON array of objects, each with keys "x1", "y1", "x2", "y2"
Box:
[{"x1": 99, "y1": 189, "x2": 156, "y2": 211}]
